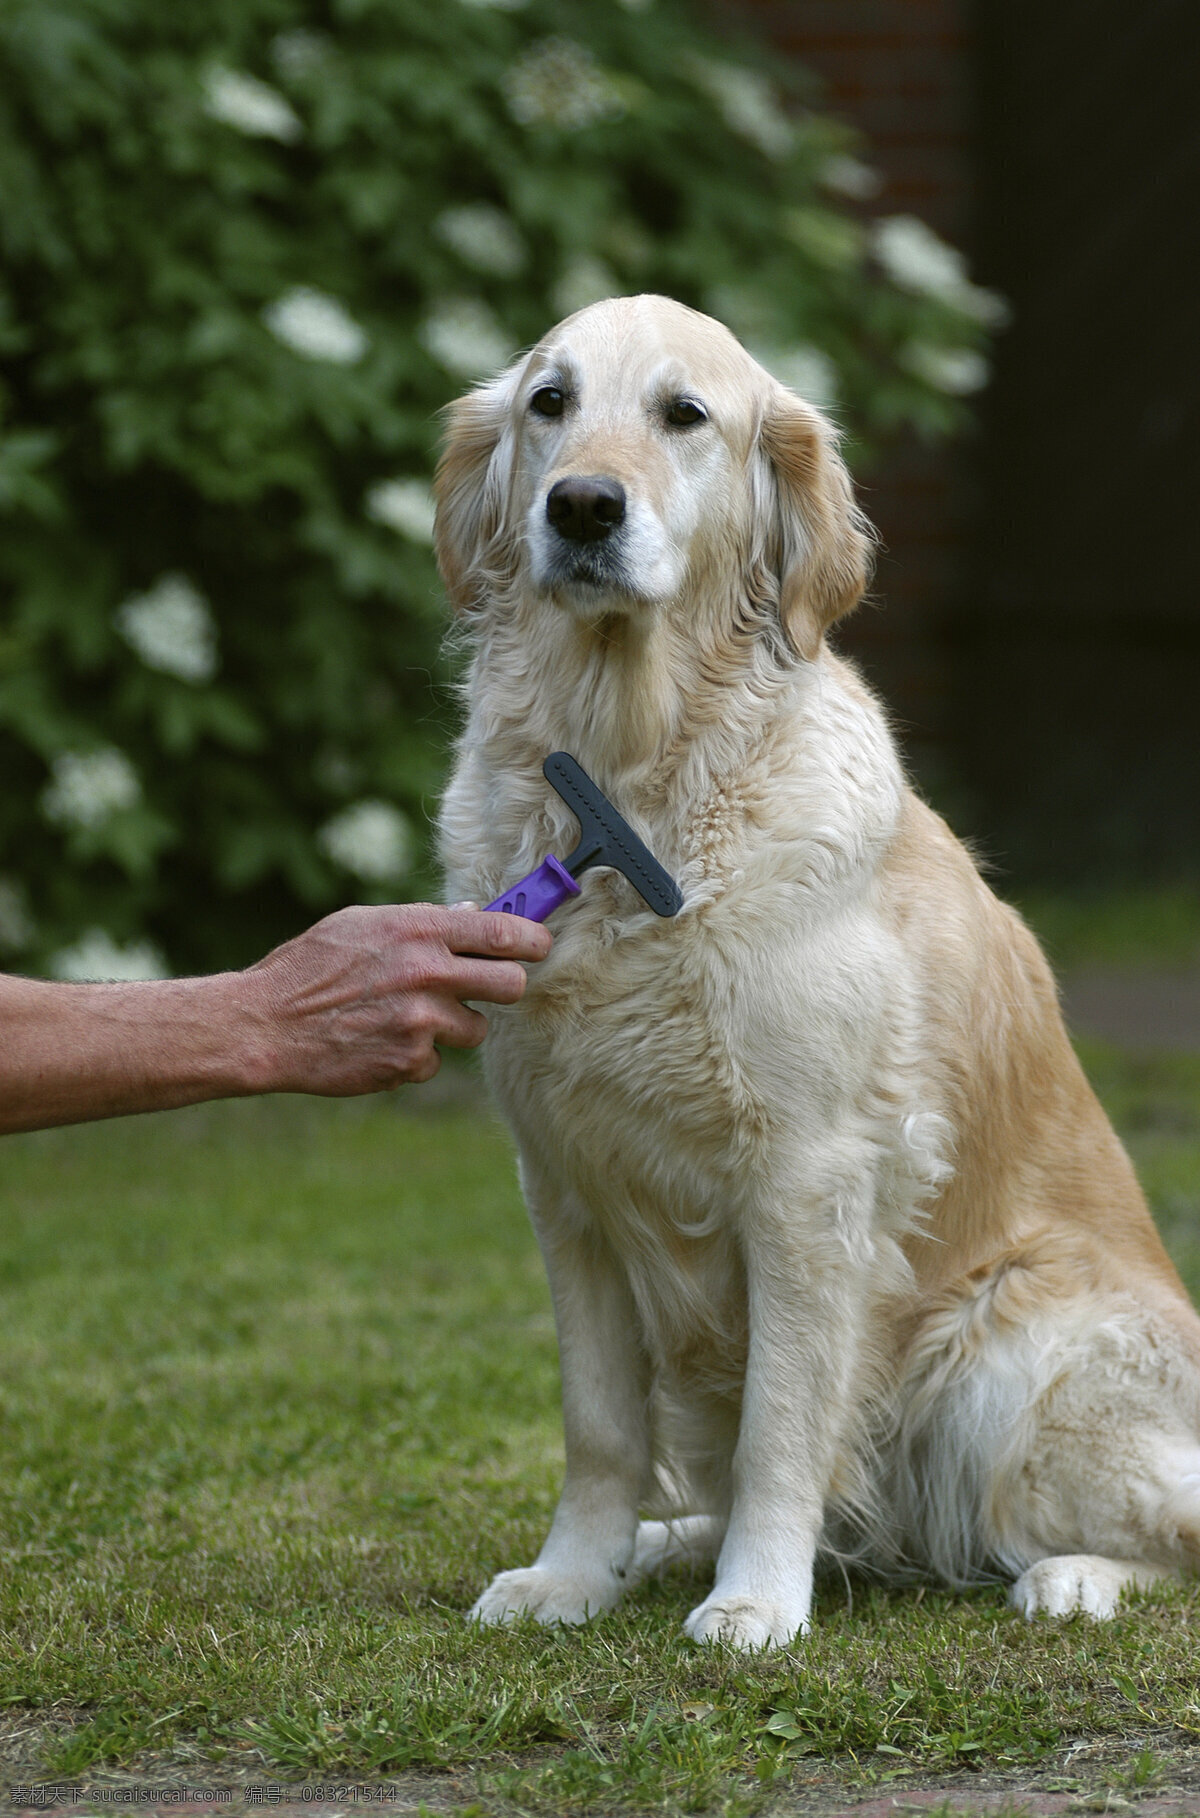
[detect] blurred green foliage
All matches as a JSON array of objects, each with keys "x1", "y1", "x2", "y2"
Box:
[{"x1": 0, "y1": 0, "x2": 993, "y2": 976}]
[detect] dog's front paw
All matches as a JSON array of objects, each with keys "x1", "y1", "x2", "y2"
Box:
[
  {"x1": 1009, "y1": 1555, "x2": 1166, "y2": 1620},
  {"x1": 683, "y1": 1591, "x2": 809, "y2": 1651},
  {"x1": 470, "y1": 1566, "x2": 620, "y2": 1629}
]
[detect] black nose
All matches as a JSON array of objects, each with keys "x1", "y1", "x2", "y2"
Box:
[{"x1": 546, "y1": 475, "x2": 626, "y2": 543}]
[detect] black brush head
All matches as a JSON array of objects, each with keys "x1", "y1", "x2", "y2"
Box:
[{"x1": 543, "y1": 752, "x2": 683, "y2": 918}]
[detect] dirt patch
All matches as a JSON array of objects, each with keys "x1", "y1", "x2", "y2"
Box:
[
  {"x1": 770, "y1": 1735, "x2": 1200, "y2": 1816},
  {"x1": 6, "y1": 1734, "x2": 1200, "y2": 1818}
]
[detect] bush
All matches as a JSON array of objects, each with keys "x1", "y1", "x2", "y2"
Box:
[{"x1": 0, "y1": 0, "x2": 998, "y2": 976}]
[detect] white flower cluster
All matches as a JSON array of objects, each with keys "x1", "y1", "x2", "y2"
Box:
[
  {"x1": 551, "y1": 256, "x2": 621, "y2": 318},
  {"x1": 903, "y1": 342, "x2": 990, "y2": 395},
  {"x1": 872, "y1": 216, "x2": 1009, "y2": 326},
  {"x1": 318, "y1": 800, "x2": 412, "y2": 885},
  {"x1": 364, "y1": 479, "x2": 436, "y2": 545},
  {"x1": 41, "y1": 749, "x2": 141, "y2": 831},
  {"x1": 686, "y1": 58, "x2": 793, "y2": 161},
  {"x1": 270, "y1": 30, "x2": 329, "y2": 80},
  {"x1": 263, "y1": 287, "x2": 369, "y2": 364},
  {"x1": 0, "y1": 877, "x2": 34, "y2": 953},
  {"x1": 753, "y1": 344, "x2": 840, "y2": 410},
  {"x1": 503, "y1": 38, "x2": 626, "y2": 131},
  {"x1": 115, "y1": 573, "x2": 218, "y2": 684},
  {"x1": 418, "y1": 297, "x2": 512, "y2": 378},
  {"x1": 202, "y1": 66, "x2": 302, "y2": 143},
  {"x1": 49, "y1": 929, "x2": 170, "y2": 982},
  {"x1": 434, "y1": 204, "x2": 527, "y2": 278},
  {"x1": 819, "y1": 154, "x2": 882, "y2": 201}
]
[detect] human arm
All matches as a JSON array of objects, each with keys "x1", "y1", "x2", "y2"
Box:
[{"x1": 0, "y1": 902, "x2": 552, "y2": 1135}]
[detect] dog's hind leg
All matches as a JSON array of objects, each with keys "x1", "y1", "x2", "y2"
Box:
[
  {"x1": 1002, "y1": 1433, "x2": 1200, "y2": 1617},
  {"x1": 631, "y1": 1515, "x2": 725, "y2": 1582},
  {"x1": 1009, "y1": 1554, "x2": 1176, "y2": 1618},
  {"x1": 987, "y1": 1330, "x2": 1200, "y2": 1619},
  {"x1": 894, "y1": 1244, "x2": 1200, "y2": 1618}
]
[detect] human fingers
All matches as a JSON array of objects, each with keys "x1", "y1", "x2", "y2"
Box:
[
  {"x1": 441, "y1": 907, "x2": 554, "y2": 965},
  {"x1": 432, "y1": 1001, "x2": 491, "y2": 1051},
  {"x1": 440, "y1": 953, "x2": 530, "y2": 1008}
]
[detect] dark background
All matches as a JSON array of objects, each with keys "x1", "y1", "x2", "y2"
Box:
[{"x1": 737, "y1": 0, "x2": 1199, "y2": 886}]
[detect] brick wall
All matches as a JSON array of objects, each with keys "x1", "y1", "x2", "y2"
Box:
[
  {"x1": 715, "y1": 0, "x2": 1200, "y2": 881},
  {"x1": 722, "y1": 0, "x2": 972, "y2": 779}
]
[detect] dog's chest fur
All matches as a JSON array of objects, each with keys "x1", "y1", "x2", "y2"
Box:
[{"x1": 441, "y1": 657, "x2": 932, "y2": 1353}]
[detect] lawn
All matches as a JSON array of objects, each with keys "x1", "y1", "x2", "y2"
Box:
[{"x1": 2, "y1": 1030, "x2": 1200, "y2": 1814}]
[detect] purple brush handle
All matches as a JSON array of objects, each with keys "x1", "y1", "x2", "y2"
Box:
[{"x1": 484, "y1": 854, "x2": 581, "y2": 923}]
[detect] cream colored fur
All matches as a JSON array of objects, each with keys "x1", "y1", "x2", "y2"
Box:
[{"x1": 434, "y1": 294, "x2": 1200, "y2": 1648}]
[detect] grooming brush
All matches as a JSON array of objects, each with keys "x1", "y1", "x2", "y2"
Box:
[{"x1": 485, "y1": 751, "x2": 683, "y2": 923}]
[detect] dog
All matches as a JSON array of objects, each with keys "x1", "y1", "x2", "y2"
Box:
[{"x1": 434, "y1": 293, "x2": 1200, "y2": 1648}]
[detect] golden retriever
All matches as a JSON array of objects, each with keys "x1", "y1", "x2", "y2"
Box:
[{"x1": 434, "y1": 293, "x2": 1200, "y2": 1648}]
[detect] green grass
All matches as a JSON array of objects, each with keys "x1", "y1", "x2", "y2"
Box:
[
  {"x1": 2, "y1": 1035, "x2": 1200, "y2": 1814},
  {"x1": 1014, "y1": 885, "x2": 1200, "y2": 971}
]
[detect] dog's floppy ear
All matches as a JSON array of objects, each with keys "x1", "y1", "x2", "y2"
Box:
[
  {"x1": 756, "y1": 390, "x2": 874, "y2": 660},
  {"x1": 434, "y1": 364, "x2": 522, "y2": 612}
]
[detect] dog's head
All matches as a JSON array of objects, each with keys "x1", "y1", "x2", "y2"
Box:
[{"x1": 434, "y1": 294, "x2": 871, "y2": 661}]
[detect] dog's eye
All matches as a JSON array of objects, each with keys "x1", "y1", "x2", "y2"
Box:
[
  {"x1": 665, "y1": 398, "x2": 708, "y2": 429},
  {"x1": 530, "y1": 386, "x2": 565, "y2": 419}
]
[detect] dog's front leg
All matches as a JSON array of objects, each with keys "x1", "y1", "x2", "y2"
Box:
[
  {"x1": 683, "y1": 1177, "x2": 867, "y2": 1650},
  {"x1": 471, "y1": 1191, "x2": 650, "y2": 1629}
]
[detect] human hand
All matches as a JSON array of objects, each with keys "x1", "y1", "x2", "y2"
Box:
[{"x1": 242, "y1": 902, "x2": 552, "y2": 1093}]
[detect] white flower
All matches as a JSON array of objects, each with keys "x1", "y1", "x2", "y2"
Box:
[
  {"x1": 874, "y1": 216, "x2": 962, "y2": 294},
  {"x1": 115, "y1": 573, "x2": 218, "y2": 684},
  {"x1": 903, "y1": 342, "x2": 990, "y2": 395},
  {"x1": 418, "y1": 298, "x2": 512, "y2": 378},
  {"x1": 873, "y1": 216, "x2": 1009, "y2": 326},
  {"x1": 819, "y1": 155, "x2": 882, "y2": 200},
  {"x1": 0, "y1": 877, "x2": 34, "y2": 953},
  {"x1": 270, "y1": 30, "x2": 329, "y2": 80},
  {"x1": 551, "y1": 255, "x2": 621, "y2": 318},
  {"x1": 434, "y1": 204, "x2": 527, "y2": 278},
  {"x1": 263, "y1": 287, "x2": 368, "y2": 364},
  {"x1": 318, "y1": 800, "x2": 412, "y2": 884},
  {"x1": 753, "y1": 344, "x2": 840, "y2": 410},
  {"x1": 49, "y1": 930, "x2": 170, "y2": 982},
  {"x1": 686, "y1": 58, "x2": 793, "y2": 161},
  {"x1": 42, "y1": 749, "x2": 142, "y2": 831},
  {"x1": 365, "y1": 479, "x2": 436, "y2": 544},
  {"x1": 503, "y1": 38, "x2": 626, "y2": 130},
  {"x1": 202, "y1": 66, "x2": 302, "y2": 143}
]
